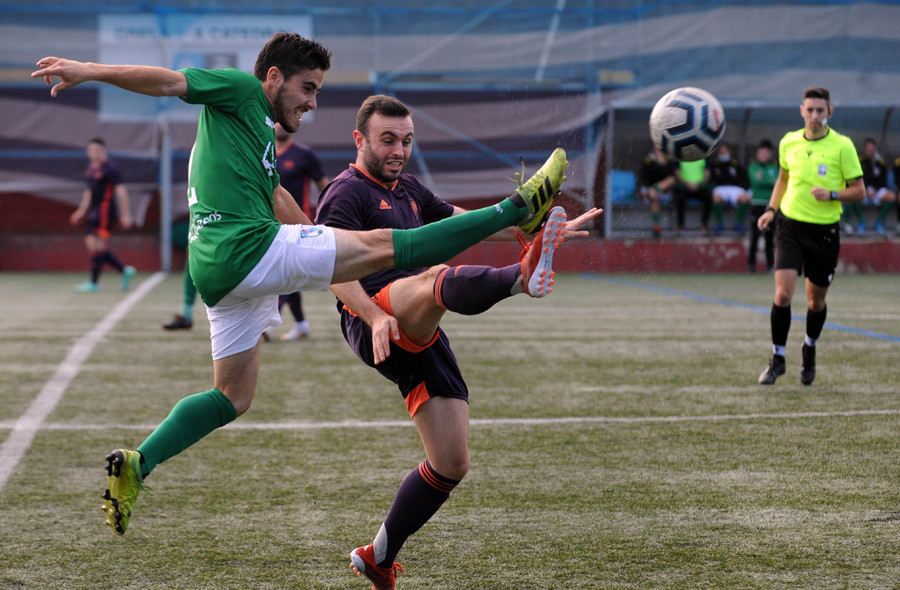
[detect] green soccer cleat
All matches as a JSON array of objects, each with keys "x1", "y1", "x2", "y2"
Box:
[
  {"x1": 121, "y1": 266, "x2": 137, "y2": 291},
  {"x1": 514, "y1": 147, "x2": 569, "y2": 234},
  {"x1": 102, "y1": 449, "x2": 150, "y2": 536}
]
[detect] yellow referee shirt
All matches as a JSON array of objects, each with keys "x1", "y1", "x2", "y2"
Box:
[{"x1": 778, "y1": 127, "x2": 862, "y2": 224}]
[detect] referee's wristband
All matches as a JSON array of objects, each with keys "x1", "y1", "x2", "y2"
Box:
[
  {"x1": 829, "y1": 190, "x2": 839, "y2": 201},
  {"x1": 765, "y1": 206, "x2": 776, "y2": 214}
]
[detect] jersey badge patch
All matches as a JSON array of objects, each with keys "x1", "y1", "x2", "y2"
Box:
[
  {"x1": 818, "y1": 164, "x2": 828, "y2": 177},
  {"x1": 379, "y1": 199, "x2": 392, "y2": 210},
  {"x1": 300, "y1": 227, "x2": 324, "y2": 239}
]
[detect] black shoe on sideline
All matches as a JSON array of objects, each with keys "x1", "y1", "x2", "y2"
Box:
[{"x1": 162, "y1": 314, "x2": 192, "y2": 330}]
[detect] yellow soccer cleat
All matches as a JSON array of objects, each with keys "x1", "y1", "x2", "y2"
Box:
[
  {"x1": 514, "y1": 147, "x2": 569, "y2": 234},
  {"x1": 101, "y1": 449, "x2": 150, "y2": 535}
]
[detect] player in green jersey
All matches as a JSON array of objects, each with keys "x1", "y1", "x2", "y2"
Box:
[
  {"x1": 756, "y1": 86, "x2": 865, "y2": 386},
  {"x1": 33, "y1": 33, "x2": 568, "y2": 539}
]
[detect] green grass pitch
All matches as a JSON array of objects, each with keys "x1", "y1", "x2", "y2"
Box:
[{"x1": 1, "y1": 271, "x2": 898, "y2": 589}]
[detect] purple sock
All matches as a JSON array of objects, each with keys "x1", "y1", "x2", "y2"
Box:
[
  {"x1": 434, "y1": 264, "x2": 520, "y2": 315},
  {"x1": 375, "y1": 460, "x2": 459, "y2": 568},
  {"x1": 90, "y1": 253, "x2": 103, "y2": 284},
  {"x1": 102, "y1": 249, "x2": 125, "y2": 273},
  {"x1": 286, "y1": 292, "x2": 304, "y2": 322}
]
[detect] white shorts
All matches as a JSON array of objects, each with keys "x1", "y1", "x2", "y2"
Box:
[
  {"x1": 864, "y1": 186, "x2": 895, "y2": 205},
  {"x1": 206, "y1": 224, "x2": 336, "y2": 360},
  {"x1": 713, "y1": 185, "x2": 748, "y2": 206}
]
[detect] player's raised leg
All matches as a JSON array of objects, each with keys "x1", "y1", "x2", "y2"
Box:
[{"x1": 331, "y1": 148, "x2": 568, "y2": 284}]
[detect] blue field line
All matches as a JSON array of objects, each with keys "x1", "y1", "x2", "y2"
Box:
[{"x1": 581, "y1": 273, "x2": 900, "y2": 344}]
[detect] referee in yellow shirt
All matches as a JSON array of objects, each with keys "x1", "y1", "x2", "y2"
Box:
[{"x1": 756, "y1": 86, "x2": 865, "y2": 386}]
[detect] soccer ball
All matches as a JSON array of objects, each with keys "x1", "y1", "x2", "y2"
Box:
[{"x1": 649, "y1": 87, "x2": 726, "y2": 162}]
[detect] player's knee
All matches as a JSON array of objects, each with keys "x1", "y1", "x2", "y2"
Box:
[
  {"x1": 774, "y1": 292, "x2": 792, "y2": 307},
  {"x1": 441, "y1": 455, "x2": 469, "y2": 481},
  {"x1": 231, "y1": 396, "x2": 252, "y2": 416},
  {"x1": 220, "y1": 386, "x2": 255, "y2": 416},
  {"x1": 807, "y1": 295, "x2": 826, "y2": 312},
  {"x1": 423, "y1": 264, "x2": 448, "y2": 282}
]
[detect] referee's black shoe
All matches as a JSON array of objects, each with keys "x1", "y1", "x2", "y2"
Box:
[
  {"x1": 758, "y1": 354, "x2": 786, "y2": 385},
  {"x1": 800, "y1": 344, "x2": 816, "y2": 386}
]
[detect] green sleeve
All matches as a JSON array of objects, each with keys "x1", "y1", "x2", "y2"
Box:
[
  {"x1": 179, "y1": 68, "x2": 261, "y2": 111},
  {"x1": 840, "y1": 137, "x2": 864, "y2": 183}
]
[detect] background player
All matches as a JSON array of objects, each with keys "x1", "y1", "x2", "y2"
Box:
[
  {"x1": 847, "y1": 137, "x2": 895, "y2": 234},
  {"x1": 162, "y1": 219, "x2": 197, "y2": 330},
  {"x1": 315, "y1": 94, "x2": 601, "y2": 589},
  {"x1": 33, "y1": 33, "x2": 566, "y2": 540},
  {"x1": 756, "y1": 86, "x2": 864, "y2": 386},
  {"x1": 747, "y1": 139, "x2": 778, "y2": 272},
  {"x1": 636, "y1": 145, "x2": 675, "y2": 238},
  {"x1": 268, "y1": 122, "x2": 329, "y2": 341},
  {"x1": 71, "y1": 137, "x2": 136, "y2": 292}
]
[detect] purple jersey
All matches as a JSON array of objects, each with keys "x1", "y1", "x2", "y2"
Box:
[
  {"x1": 84, "y1": 160, "x2": 122, "y2": 220},
  {"x1": 315, "y1": 164, "x2": 455, "y2": 305},
  {"x1": 276, "y1": 141, "x2": 325, "y2": 217}
]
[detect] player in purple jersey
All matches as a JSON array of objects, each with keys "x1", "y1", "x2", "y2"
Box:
[
  {"x1": 315, "y1": 95, "x2": 602, "y2": 589},
  {"x1": 70, "y1": 137, "x2": 136, "y2": 292},
  {"x1": 267, "y1": 123, "x2": 329, "y2": 341}
]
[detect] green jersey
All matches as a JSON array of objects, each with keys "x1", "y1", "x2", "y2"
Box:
[
  {"x1": 180, "y1": 68, "x2": 281, "y2": 306},
  {"x1": 747, "y1": 160, "x2": 778, "y2": 205},
  {"x1": 778, "y1": 127, "x2": 862, "y2": 225},
  {"x1": 679, "y1": 160, "x2": 706, "y2": 184}
]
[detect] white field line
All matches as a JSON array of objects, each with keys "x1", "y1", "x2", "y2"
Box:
[
  {"x1": 0, "y1": 409, "x2": 898, "y2": 433},
  {"x1": 0, "y1": 272, "x2": 166, "y2": 492}
]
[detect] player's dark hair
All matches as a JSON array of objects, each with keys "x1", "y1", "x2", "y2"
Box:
[
  {"x1": 802, "y1": 86, "x2": 831, "y2": 105},
  {"x1": 864, "y1": 137, "x2": 877, "y2": 146},
  {"x1": 87, "y1": 137, "x2": 106, "y2": 147},
  {"x1": 254, "y1": 32, "x2": 332, "y2": 82},
  {"x1": 758, "y1": 139, "x2": 773, "y2": 150},
  {"x1": 356, "y1": 95, "x2": 412, "y2": 138}
]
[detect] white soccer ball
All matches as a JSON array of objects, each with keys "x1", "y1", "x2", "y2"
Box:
[{"x1": 649, "y1": 87, "x2": 726, "y2": 162}]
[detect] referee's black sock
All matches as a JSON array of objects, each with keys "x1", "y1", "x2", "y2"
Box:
[
  {"x1": 771, "y1": 303, "x2": 792, "y2": 352},
  {"x1": 806, "y1": 305, "x2": 827, "y2": 345}
]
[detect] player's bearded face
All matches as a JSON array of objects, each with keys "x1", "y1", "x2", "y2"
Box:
[
  {"x1": 362, "y1": 141, "x2": 408, "y2": 184},
  {"x1": 360, "y1": 114, "x2": 414, "y2": 185},
  {"x1": 273, "y1": 69, "x2": 324, "y2": 134}
]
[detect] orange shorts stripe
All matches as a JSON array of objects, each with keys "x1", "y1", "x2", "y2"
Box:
[
  {"x1": 405, "y1": 381, "x2": 431, "y2": 418},
  {"x1": 343, "y1": 282, "x2": 440, "y2": 353}
]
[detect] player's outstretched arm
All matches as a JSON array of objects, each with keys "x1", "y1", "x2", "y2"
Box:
[{"x1": 32, "y1": 57, "x2": 187, "y2": 98}]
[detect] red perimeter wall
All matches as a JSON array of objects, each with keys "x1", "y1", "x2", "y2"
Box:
[
  {"x1": 3, "y1": 233, "x2": 898, "y2": 274},
  {"x1": 2, "y1": 192, "x2": 898, "y2": 273}
]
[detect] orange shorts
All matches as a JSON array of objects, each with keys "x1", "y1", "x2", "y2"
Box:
[{"x1": 343, "y1": 281, "x2": 440, "y2": 353}]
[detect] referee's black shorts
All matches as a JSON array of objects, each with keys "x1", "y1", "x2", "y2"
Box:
[{"x1": 774, "y1": 212, "x2": 841, "y2": 287}]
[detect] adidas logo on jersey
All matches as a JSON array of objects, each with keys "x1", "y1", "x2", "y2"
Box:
[{"x1": 379, "y1": 200, "x2": 392, "y2": 210}]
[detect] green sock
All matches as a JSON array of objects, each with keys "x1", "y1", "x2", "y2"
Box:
[
  {"x1": 877, "y1": 200, "x2": 894, "y2": 223},
  {"x1": 847, "y1": 202, "x2": 863, "y2": 223},
  {"x1": 736, "y1": 202, "x2": 748, "y2": 225},
  {"x1": 651, "y1": 212, "x2": 660, "y2": 224},
  {"x1": 392, "y1": 197, "x2": 525, "y2": 268},
  {"x1": 137, "y1": 388, "x2": 237, "y2": 476},
  {"x1": 182, "y1": 260, "x2": 197, "y2": 321},
  {"x1": 713, "y1": 203, "x2": 723, "y2": 226}
]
